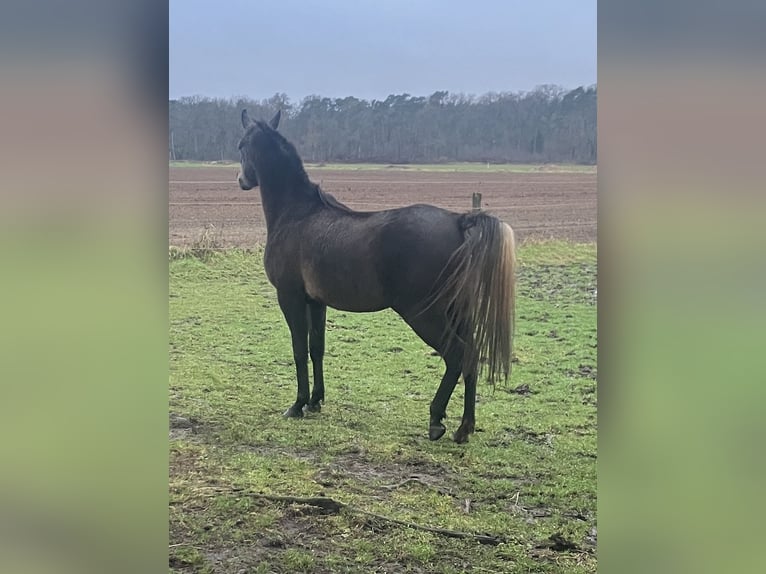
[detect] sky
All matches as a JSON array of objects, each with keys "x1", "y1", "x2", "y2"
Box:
[{"x1": 170, "y1": 0, "x2": 596, "y2": 102}]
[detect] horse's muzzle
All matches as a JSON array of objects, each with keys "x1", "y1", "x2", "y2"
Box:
[{"x1": 237, "y1": 171, "x2": 254, "y2": 191}]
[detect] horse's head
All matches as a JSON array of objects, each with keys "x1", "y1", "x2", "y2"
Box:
[{"x1": 237, "y1": 109, "x2": 281, "y2": 191}]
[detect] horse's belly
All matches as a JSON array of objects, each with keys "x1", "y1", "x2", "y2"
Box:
[
  {"x1": 328, "y1": 299, "x2": 388, "y2": 313},
  {"x1": 304, "y1": 276, "x2": 388, "y2": 312}
]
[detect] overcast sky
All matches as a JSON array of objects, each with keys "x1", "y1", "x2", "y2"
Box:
[{"x1": 170, "y1": 0, "x2": 596, "y2": 102}]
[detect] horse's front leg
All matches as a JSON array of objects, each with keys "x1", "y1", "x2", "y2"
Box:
[
  {"x1": 277, "y1": 290, "x2": 310, "y2": 418},
  {"x1": 306, "y1": 300, "x2": 326, "y2": 412}
]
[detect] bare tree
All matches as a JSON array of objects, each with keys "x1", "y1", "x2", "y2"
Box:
[{"x1": 168, "y1": 87, "x2": 597, "y2": 164}]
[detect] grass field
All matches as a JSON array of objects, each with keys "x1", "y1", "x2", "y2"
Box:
[
  {"x1": 169, "y1": 241, "x2": 597, "y2": 573},
  {"x1": 169, "y1": 160, "x2": 596, "y2": 174}
]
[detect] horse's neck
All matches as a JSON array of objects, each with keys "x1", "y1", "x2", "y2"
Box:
[{"x1": 259, "y1": 180, "x2": 316, "y2": 230}]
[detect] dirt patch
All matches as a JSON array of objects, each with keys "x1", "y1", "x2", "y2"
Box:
[
  {"x1": 243, "y1": 443, "x2": 456, "y2": 501},
  {"x1": 571, "y1": 364, "x2": 597, "y2": 379},
  {"x1": 207, "y1": 514, "x2": 331, "y2": 570},
  {"x1": 518, "y1": 262, "x2": 598, "y2": 305},
  {"x1": 486, "y1": 426, "x2": 555, "y2": 448},
  {"x1": 169, "y1": 167, "x2": 596, "y2": 247},
  {"x1": 323, "y1": 450, "x2": 454, "y2": 495},
  {"x1": 529, "y1": 531, "x2": 596, "y2": 564},
  {"x1": 505, "y1": 383, "x2": 536, "y2": 395},
  {"x1": 169, "y1": 413, "x2": 208, "y2": 443}
]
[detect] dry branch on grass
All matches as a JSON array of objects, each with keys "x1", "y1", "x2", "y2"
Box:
[
  {"x1": 379, "y1": 475, "x2": 455, "y2": 498},
  {"x1": 201, "y1": 487, "x2": 505, "y2": 546}
]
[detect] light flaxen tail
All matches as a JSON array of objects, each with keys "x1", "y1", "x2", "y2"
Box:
[{"x1": 433, "y1": 212, "x2": 516, "y2": 384}]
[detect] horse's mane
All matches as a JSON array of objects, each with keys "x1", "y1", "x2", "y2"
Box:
[
  {"x1": 256, "y1": 121, "x2": 305, "y2": 177},
  {"x1": 314, "y1": 184, "x2": 354, "y2": 213},
  {"x1": 254, "y1": 120, "x2": 354, "y2": 213}
]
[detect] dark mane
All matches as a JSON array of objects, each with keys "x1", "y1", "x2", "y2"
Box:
[
  {"x1": 251, "y1": 122, "x2": 352, "y2": 214},
  {"x1": 252, "y1": 121, "x2": 353, "y2": 212},
  {"x1": 315, "y1": 184, "x2": 354, "y2": 212},
  {"x1": 251, "y1": 120, "x2": 311, "y2": 187}
]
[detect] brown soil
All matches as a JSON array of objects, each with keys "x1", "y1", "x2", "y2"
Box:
[{"x1": 169, "y1": 166, "x2": 596, "y2": 247}]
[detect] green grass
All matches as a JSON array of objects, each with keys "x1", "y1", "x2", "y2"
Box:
[
  {"x1": 169, "y1": 241, "x2": 597, "y2": 573},
  {"x1": 169, "y1": 160, "x2": 596, "y2": 174},
  {"x1": 170, "y1": 160, "x2": 238, "y2": 168}
]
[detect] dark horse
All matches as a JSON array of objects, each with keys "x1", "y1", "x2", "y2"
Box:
[{"x1": 237, "y1": 109, "x2": 516, "y2": 443}]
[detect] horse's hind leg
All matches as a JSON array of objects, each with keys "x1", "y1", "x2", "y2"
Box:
[
  {"x1": 399, "y1": 308, "x2": 463, "y2": 441},
  {"x1": 428, "y1": 355, "x2": 462, "y2": 441},
  {"x1": 306, "y1": 299, "x2": 326, "y2": 412},
  {"x1": 277, "y1": 290, "x2": 310, "y2": 418},
  {"x1": 453, "y1": 366, "x2": 477, "y2": 444}
]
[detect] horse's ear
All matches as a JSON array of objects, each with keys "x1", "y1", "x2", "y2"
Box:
[
  {"x1": 269, "y1": 109, "x2": 281, "y2": 130},
  {"x1": 241, "y1": 109, "x2": 252, "y2": 129}
]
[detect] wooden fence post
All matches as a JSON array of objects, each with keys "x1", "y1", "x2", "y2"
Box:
[{"x1": 472, "y1": 192, "x2": 482, "y2": 212}]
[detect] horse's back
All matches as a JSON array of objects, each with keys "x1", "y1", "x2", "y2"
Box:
[{"x1": 297, "y1": 203, "x2": 464, "y2": 313}]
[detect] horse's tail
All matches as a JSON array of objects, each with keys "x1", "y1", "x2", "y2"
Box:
[{"x1": 434, "y1": 212, "x2": 516, "y2": 385}]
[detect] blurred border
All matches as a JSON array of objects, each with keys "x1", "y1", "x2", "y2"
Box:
[
  {"x1": 599, "y1": 1, "x2": 766, "y2": 572},
  {"x1": 0, "y1": 2, "x2": 168, "y2": 573},
  {"x1": 4, "y1": 1, "x2": 765, "y2": 571}
]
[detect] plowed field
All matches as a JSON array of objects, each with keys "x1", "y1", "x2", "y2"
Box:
[{"x1": 170, "y1": 166, "x2": 596, "y2": 247}]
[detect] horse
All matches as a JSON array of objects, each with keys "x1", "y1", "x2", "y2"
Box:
[{"x1": 236, "y1": 109, "x2": 516, "y2": 443}]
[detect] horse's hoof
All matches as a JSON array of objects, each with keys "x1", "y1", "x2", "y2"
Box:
[
  {"x1": 452, "y1": 429, "x2": 470, "y2": 444},
  {"x1": 305, "y1": 402, "x2": 322, "y2": 413},
  {"x1": 429, "y1": 424, "x2": 446, "y2": 441},
  {"x1": 453, "y1": 421, "x2": 475, "y2": 444},
  {"x1": 283, "y1": 405, "x2": 304, "y2": 418}
]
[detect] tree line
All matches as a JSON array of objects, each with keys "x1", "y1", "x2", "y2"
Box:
[{"x1": 169, "y1": 85, "x2": 596, "y2": 165}]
